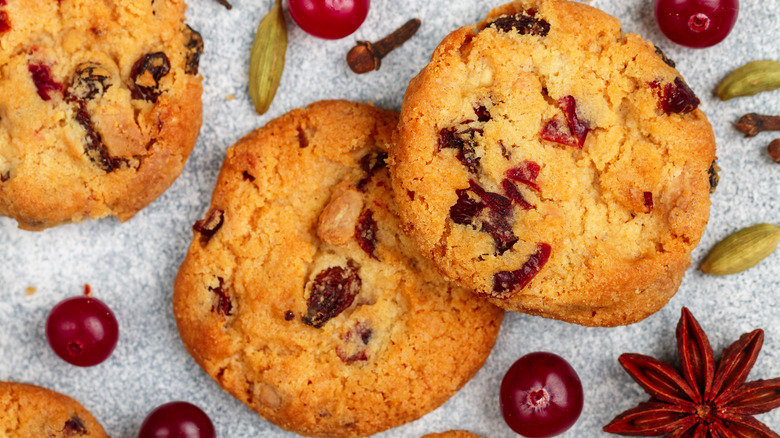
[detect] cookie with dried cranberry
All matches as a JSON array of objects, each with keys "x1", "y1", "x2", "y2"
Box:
[
  {"x1": 0, "y1": 382, "x2": 109, "y2": 437},
  {"x1": 391, "y1": 0, "x2": 716, "y2": 326},
  {"x1": 0, "y1": 0, "x2": 203, "y2": 230},
  {"x1": 173, "y1": 100, "x2": 503, "y2": 438}
]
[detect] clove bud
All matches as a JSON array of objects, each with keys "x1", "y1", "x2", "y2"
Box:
[
  {"x1": 347, "y1": 18, "x2": 421, "y2": 74},
  {"x1": 735, "y1": 113, "x2": 780, "y2": 137},
  {"x1": 768, "y1": 139, "x2": 780, "y2": 163}
]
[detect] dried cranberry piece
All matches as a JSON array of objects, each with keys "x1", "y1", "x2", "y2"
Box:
[
  {"x1": 483, "y1": 211, "x2": 518, "y2": 254},
  {"x1": 493, "y1": 243, "x2": 551, "y2": 295},
  {"x1": 183, "y1": 24, "x2": 204, "y2": 75},
  {"x1": 457, "y1": 141, "x2": 481, "y2": 174},
  {"x1": 501, "y1": 179, "x2": 534, "y2": 210},
  {"x1": 355, "y1": 209, "x2": 378, "y2": 259},
  {"x1": 450, "y1": 187, "x2": 486, "y2": 225},
  {"x1": 0, "y1": 171, "x2": 9, "y2": 182},
  {"x1": 654, "y1": 45, "x2": 676, "y2": 67},
  {"x1": 74, "y1": 101, "x2": 125, "y2": 172},
  {"x1": 209, "y1": 277, "x2": 232, "y2": 317},
  {"x1": 284, "y1": 311, "x2": 295, "y2": 321},
  {"x1": 540, "y1": 117, "x2": 577, "y2": 148},
  {"x1": 193, "y1": 209, "x2": 225, "y2": 244},
  {"x1": 303, "y1": 263, "x2": 362, "y2": 329},
  {"x1": 357, "y1": 150, "x2": 387, "y2": 191},
  {"x1": 506, "y1": 160, "x2": 541, "y2": 191},
  {"x1": 336, "y1": 322, "x2": 372, "y2": 364},
  {"x1": 0, "y1": 10, "x2": 10, "y2": 34},
  {"x1": 439, "y1": 127, "x2": 483, "y2": 174},
  {"x1": 130, "y1": 52, "x2": 170, "y2": 102},
  {"x1": 490, "y1": 12, "x2": 550, "y2": 36},
  {"x1": 67, "y1": 64, "x2": 112, "y2": 101},
  {"x1": 29, "y1": 63, "x2": 63, "y2": 101},
  {"x1": 475, "y1": 105, "x2": 492, "y2": 122},
  {"x1": 63, "y1": 416, "x2": 88, "y2": 435},
  {"x1": 242, "y1": 171, "x2": 255, "y2": 181},
  {"x1": 643, "y1": 191, "x2": 654, "y2": 213},
  {"x1": 450, "y1": 180, "x2": 518, "y2": 254},
  {"x1": 559, "y1": 96, "x2": 589, "y2": 148},
  {"x1": 439, "y1": 127, "x2": 463, "y2": 150},
  {"x1": 651, "y1": 77, "x2": 700, "y2": 115},
  {"x1": 708, "y1": 161, "x2": 719, "y2": 193},
  {"x1": 540, "y1": 96, "x2": 589, "y2": 148}
]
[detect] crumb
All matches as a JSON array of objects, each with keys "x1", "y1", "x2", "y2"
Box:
[
  {"x1": 25, "y1": 286, "x2": 37, "y2": 296},
  {"x1": 226, "y1": 94, "x2": 235, "y2": 101},
  {"x1": 84, "y1": 284, "x2": 92, "y2": 296}
]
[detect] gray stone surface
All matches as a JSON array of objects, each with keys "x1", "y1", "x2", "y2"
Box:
[{"x1": 1, "y1": 0, "x2": 778, "y2": 437}]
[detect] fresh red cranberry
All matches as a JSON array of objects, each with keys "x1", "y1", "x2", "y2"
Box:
[
  {"x1": 288, "y1": 0, "x2": 369, "y2": 40},
  {"x1": 500, "y1": 352, "x2": 584, "y2": 437},
  {"x1": 655, "y1": 0, "x2": 738, "y2": 48},
  {"x1": 139, "y1": 401, "x2": 215, "y2": 438},
  {"x1": 46, "y1": 296, "x2": 119, "y2": 367}
]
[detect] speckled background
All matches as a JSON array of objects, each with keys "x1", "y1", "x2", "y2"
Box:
[{"x1": 1, "y1": 0, "x2": 779, "y2": 437}]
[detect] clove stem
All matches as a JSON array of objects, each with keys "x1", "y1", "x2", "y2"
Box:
[
  {"x1": 214, "y1": 0, "x2": 232, "y2": 10},
  {"x1": 735, "y1": 113, "x2": 780, "y2": 137}
]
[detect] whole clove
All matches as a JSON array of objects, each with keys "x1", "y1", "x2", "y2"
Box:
[
  {"x1": 346, "y1": 18, "x2": 421, "y2": 74},
  {"x1": 735, "y1": 113, "x2": 780, "y2": 137}
]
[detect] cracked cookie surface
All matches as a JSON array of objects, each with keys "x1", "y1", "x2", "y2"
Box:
[
  {"x1": 0, "y1": 382, "x2": 108, "y2": 438},
  {"x1": 0, "y1": 0, "x2": 203, "y2": 230},
  {"x1": 173, "y1": 100, "x2": 503, "y2": 438},
  {"x1": 391, "y1": 0, "x2": 716, "y2": 326}
]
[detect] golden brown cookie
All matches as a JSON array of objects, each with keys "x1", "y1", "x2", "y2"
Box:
[
  {"x1": 0, "y1": 382, "x2": 109, "y2": 437},
  {"x1": 0, "y1": 0, "x2": 203, "y2": 230},
  {"x1": 391, "y1": 0, "x2": 716, "y2": 327},
  {"x1": 173, "y1": 100, "x2": 503, "y2": 438}
]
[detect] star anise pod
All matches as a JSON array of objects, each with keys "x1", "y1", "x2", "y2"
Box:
[{"x1": 604, "y1": 307, "x2": 780, "y2": 437}]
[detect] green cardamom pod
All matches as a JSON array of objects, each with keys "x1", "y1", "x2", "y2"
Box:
[
  {"x1": 248, "y1": 0, "x2": 287, "y2": 115},
  {"x1": 716, "y1": 60, "x2": 780, "y2": 101},
  {"x1": 700, "y1": 223, "x2": 780, "y2": 275}
]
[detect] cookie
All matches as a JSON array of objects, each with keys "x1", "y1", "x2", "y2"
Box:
[
  {"x1": 0, "y1": 0, "x2": 203, "y2": 230},
  {"x1": 422, "y1": 431, "x2": 485, "y2": 438},
  {"x1": 0, "y1": 382, "x2": 108, "y2": 437},
  {"x1": 391, "y1": 0, "x2": 716, "y2": 326},
  {"x1": 173, "y1": 100, "x2": 503, "y2": 438}
]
